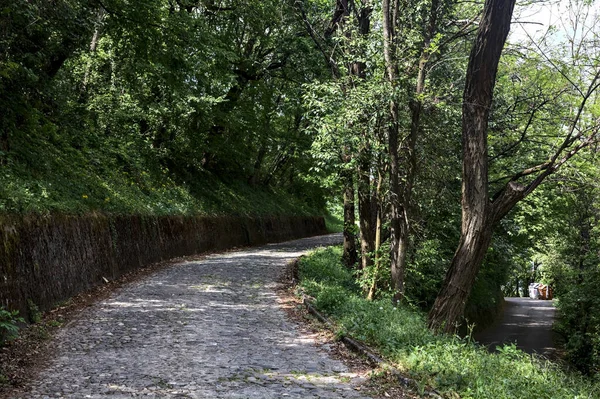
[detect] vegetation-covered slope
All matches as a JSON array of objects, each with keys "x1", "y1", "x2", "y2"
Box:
[
  {"x1": 0, "y1": 0, "x2": 327, "y2": 216},
  {"x1": 298, "y1": 247, "x2": 599, "y2": 399}
]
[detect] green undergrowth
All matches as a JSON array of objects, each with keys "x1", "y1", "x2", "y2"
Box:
[
  {"x1": 0, "y1": 141, "x2": 318, "y2": 217},
  {"x1": 298, "y1": 246, "x2": 600, "y2": 399},
  {"x1": 324, "y1": 202, "x2": 343, "y2": 233}
]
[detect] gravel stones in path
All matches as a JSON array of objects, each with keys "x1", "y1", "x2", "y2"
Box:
[{"x1": 16, "y1": 234, "x2": 372, "y2": 399}]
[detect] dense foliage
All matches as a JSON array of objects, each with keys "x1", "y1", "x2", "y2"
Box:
[
  {"x1": 0, "y1": 0, "x2": 328, "y2": 215},
  {"x1": 0, "y1": 308, "x2": 23, "y2": 345},
  {"x1": 522, "y1": 163, "x2": 600, "y2": 375},
  {"x1": 299, "y1": 0, "x2": 600, "y2": 375}
]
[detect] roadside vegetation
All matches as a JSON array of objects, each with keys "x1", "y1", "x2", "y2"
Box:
[
  {"x1": 298, "y1": 247, "x2": 600, "y2": 398},
  {"x1": 1, "y1": 1, "x2": 330, "y2": 217},
  {"x1": 0, "y1": 309, "x2": 24, "y2": 347}
]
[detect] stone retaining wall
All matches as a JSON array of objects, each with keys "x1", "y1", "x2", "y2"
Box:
[{"x1": 0, "y1": 214, "x2": 326, "y2": 318}]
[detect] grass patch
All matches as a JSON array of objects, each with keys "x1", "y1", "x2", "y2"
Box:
[
  {"x1": 324, "y1": 202, "x2": 343, "y2": 233},
  {"x1": 298, "y1": 246, "x2": 600, "y2": 399},
  {"x1": 0, "y1": 138, "x2": 320, "y2": 217},
  {"x1": 324, "y1": 211, "x2": 343, "y2": 233}
]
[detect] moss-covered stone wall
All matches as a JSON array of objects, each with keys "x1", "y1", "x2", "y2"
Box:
[{"x1": 0, "y1": 214, "x2": 326, "y2": 318}]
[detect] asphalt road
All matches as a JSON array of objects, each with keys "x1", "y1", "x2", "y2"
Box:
[{"x1": 474, "y1": 297, "x2": 557, "y2": 357}]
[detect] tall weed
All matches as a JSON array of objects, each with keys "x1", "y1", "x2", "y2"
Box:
[{"x1": 0, "y1": 308, "x2": 24, "y2": 345}]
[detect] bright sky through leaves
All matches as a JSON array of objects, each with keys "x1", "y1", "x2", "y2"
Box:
[{"x1": 510, "y1": 0, "x2": 600, "y2": 44}]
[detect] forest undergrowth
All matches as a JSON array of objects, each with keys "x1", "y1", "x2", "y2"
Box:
[{"x1": 0, "y1": 139, "x2": 321, "y2": 217}]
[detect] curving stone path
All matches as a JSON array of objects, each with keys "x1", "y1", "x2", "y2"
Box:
[{"x1": 15, "y1": 234, "x2": 372, "y2": 399}]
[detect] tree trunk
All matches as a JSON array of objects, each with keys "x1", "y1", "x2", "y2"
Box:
[
  {"x1": 0, "y1": 128, "x2": 8, "y2": 164},
  {"x1": 83, "y1": 9, "x2": 105, "y2": 91},
  {"x1": 428, "y1": 0, "x2": 516, "y2": 333},
  {"x1": 367, "y1": 173, "x2": 383, "y2": 300},
  {"x1": 249, "y1": 145, "x2": 267, "y2": 186},
  {"x1": 342, "y1": 167, "x2": 358, "y2": 268},
  {"x1": 382, "y1": 0, "x2": 406, "y2": 301},
  {"x1": 385, "y1": 0, "x2": 441, "y2": 302},
  {"x1": 392, "y1": 98, "x2": 422, "y2": 296},
  {"x1": 358, "y1": 157, "x2": 376, "y2": 269},
  {"x1": 388, "y1": 103, "x2": 404, "y2": 300},
  {"x1": 428, "y1": 215, "x2": 495, "y2": 332},
  {"x1": 353, "y1": 3, "x2": 374, "y2": 270}
]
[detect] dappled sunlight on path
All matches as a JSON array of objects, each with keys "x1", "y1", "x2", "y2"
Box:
[
  {"x1": 15, "y1": 234, "x2": 373, "y2": 398},
  {"x1": 475, "y1": 297, "x2": 557, "y2": 357}
]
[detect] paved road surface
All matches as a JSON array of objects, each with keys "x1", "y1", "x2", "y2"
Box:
[
  {"x1": 14, "y1": 234, "x2": 372, "y2": 399},
  {"x1": 475, "y1": 297, "x2": 556, "y2": 357}
]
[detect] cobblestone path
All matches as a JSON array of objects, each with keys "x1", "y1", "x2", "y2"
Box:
[{"x1": 18, "y1": 234, "x2": 372, "y2": 399}]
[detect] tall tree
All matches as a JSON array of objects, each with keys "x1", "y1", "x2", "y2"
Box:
[
  {"x1": 382, "y1": 0, "x2": 456, "y2": 300},
  {"x1": 427, "y1": 0, "x2": 516, "y2": 332},
  {"x1": 350, "y1": 1, "x2": 378, "y2": 272},
  {"x1": 382, "y1": 0, "x2": 404, "y2": 299},
  {"x1": 299, "y1": 0, "x2": 379, "y2": 269},
  {"x1": 428, "y1": 0, "x2": 600, "y2": 332}
]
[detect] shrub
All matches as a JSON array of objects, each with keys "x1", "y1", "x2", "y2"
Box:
[
  {"x1": 554, "y1": 268, "x2": 600, "y2": 375},
  {"x1": 0, "y1": 307, "x2": 24, "y2": 345}
]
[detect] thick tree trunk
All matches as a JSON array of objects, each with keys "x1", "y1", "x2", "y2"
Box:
[
  {"x1": 427, "y1": 0, "x2": 516, "y2": 332},
  {"x1": 342, "y1": 168, "x2": 358, "y2": 268},
  {"x1": 358, "y1": 159, "x2": 376, "y2": 269},
  {"x1": 428, "y1": 214, "x2": 495, "y2": 332}
]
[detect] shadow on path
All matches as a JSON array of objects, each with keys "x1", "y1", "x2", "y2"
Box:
[
  {"x1": 13, "y1": 233, "x2": 375, "y2": 399},
  {"x1": 474, "y1": 297, "x2": 556, "y2": 357}
]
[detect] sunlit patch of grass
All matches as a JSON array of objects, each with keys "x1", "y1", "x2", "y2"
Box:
[{"x1": 0, "y1": 139, "x2": 320, "y2": 217}]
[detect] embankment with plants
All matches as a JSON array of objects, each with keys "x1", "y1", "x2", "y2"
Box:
[
  {"x1": 297, "y1": 247, "x2": 599, "y2": 399},
  {"x1": 1, "y1": 0, "x2": 333, "y2": 331},
  {"x1": 0, "y1": 136, "x2": 332, "y2": 335}
]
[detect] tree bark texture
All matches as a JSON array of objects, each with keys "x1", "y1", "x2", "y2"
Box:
[
  {"x1": 388, "y1": 100, "x2": 404, "y2": 298},
  {"x1": 428, "y1": 0, "x2": 516, "y2": 333},
  {"x1": 358, "y1": 153, "x2": 377, "y2": 269},
  {"x1": 382, "y1": 0, "x2": 406, "y2": 300},
  {"x1": 342, "y1": 168, "x2": 359, "y2": 268}
]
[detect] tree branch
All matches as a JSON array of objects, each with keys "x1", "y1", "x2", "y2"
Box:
[
  {"x1": 295, "y1": 0, "x2": 341, "y2": 78},
  {"x1": 489, "y1": 99, "x2": 547, "y2": 162}
]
